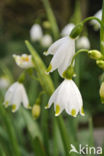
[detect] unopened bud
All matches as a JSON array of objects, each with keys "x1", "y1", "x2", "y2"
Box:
[
  {"x1": 32, "y1": 105, "x2": 41, "y2": 119},
  {"x1": 70, "y1": 23, "x2": 83, "y2": 39},
  {"x1": 96, "y1": 60, "x2": 104, "y2": 69},
  {"x1": 43, "y1": 21, "x2": 51, "y2": 29},
  {"x1": 99, "y1": 82, "x2": 104, "y2": 104},
  {"x1": 88, "y1": 50, "x2": 103, "y2": 60}
]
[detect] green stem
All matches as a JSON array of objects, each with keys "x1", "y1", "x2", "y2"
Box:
[
  {"x1": 41, "y1": 0, "x2": 59, "y2": 40},
  {"x1": 0, "y1": 105, "x2": 20, "y2": 156},
  {"x1": 25, "y1": 41, "x2": 73, "y2": 155},
  {"x1": 100, "y1": 0, "x2": 104, "y2": 55},
  {"x1": 82, "y1": 16, "x2": 102, "y2": 26},
  {"x1": 57, "y1": 117, "x2": 70, "y2": 156},
  {"x1": 70, "y1": 49, "x2": 88, "y2": 66}
]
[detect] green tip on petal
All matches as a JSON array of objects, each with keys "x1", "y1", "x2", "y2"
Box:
[
  {"x1": 101, "y1": 98, "x2": 104, "y2": 104},
  {"x1": 71, "y1": 109, "x2": 76, "y2": 117},
  {"x1": 12, "y1": 104, "x2": 16, "y2": 112},
  {"x1": 46, "y1": 64, "x2": 52, "y2": 73},
  {"x1": 4, "y1": 101, "x2": 9, "y2": 108},
  {"x1": 45, "y1": 104, "x2": 49, "y2": 109},
  {"x1": 27, "y1": 104, "x2": 32, "y2": 109},
  {"x1": 55, "y1": 105, "x2": 60, "y2": 116},
  {"x1": 43, "y1": 51, "x2": 48, "y2": 56},
  {"x1": 81, "y1": 107, "x2": 85, "y2": 116}
]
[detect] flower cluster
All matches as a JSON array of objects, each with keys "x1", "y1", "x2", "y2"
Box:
[
  {"x1": 3, "y1": 54, "x2": 33, "y2": 112},
  {"x1": 44, "y1": 33, "x2": 85, "y2": 117},
  {"x1": 4, "y1": 12, "x2": 103, "y2": 116},
  {"x1": 4, "y1": 82, "x2": 31, "y2": 112}
]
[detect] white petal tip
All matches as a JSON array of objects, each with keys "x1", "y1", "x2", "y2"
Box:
[
  {"x1": 27, "y1": 104, "x2": 32, "y2": 109},
  {"x1": 81, "y1": 113, "x2": 85, "y2": 116},
  {"x1": 12, "y1": 104, "x2": 17, "y2": 113},
  {"x1": 45, "y1": 71, "x2": 49, "y2": 75},
  {"x1": 3, "y1": 101, "x2": 9, "y2": 108},
  {"x1": 45, "y1": 104, "x2": 49, "y2": 109},
  {"x1": 43, "y1": 51, "x2": 48, "y2": 56},
  {"x1": 46, "y1": 64, "x2": 52, "y2": 73},
  {"x1": 12, "y1": 54, "x2": 16, "y2": 58},
  {"x1": 12, "y1": 110, "x2": 16, "y2": 113},
  {"x1": 55, "y1": 113, "x2": 60, "y2": 117},
  {"x1": 80, "y1": 107, "x2": 85, "y2": 116}
]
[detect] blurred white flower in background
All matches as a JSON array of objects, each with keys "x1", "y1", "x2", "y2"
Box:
[
  {"x1": 91, "y1": 9, "x2": 102, "y2": 31},
  {"x1": 76, "y1": 36, "x2": 90, "y2": 49},
  {"x1": 0, "y1": 77, "x2": 10, "y2": 89},
  {"x1": 45, "y1": 79, "x2": 85, "y2": 117},
  {"x1": 4, "y1": 82, "x2": 31, "y2": 112},
  {"x1": 30, "y1": 24, "x2": 43, "y2": 41},
  {"x1": 45, "y1": 36, "x2": 75, "y2": 77},
  {"x1": 13, "y1": 54, "x2": 34, "y2": 69},
  {"x1": 40, "y1": 34, "x2": 53, "y2": 47},
  {"x1": 61, "y1": 23, "x2": 75, "y2": 37}
]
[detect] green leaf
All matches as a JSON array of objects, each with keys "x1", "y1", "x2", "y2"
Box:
[{"x1": 25, "y1": 40, "x2": 54, "y2": 96}]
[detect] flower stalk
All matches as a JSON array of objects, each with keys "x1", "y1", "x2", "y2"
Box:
[
  {"x1": 100, "y1": 0, "x2": 104, "y2": 55},
  {"x1": 41, "y1": 0, "x2": 59, "y2": 40}
]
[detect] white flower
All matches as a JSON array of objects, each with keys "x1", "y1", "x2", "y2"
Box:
[
  {"x1": 61, "y1": 23, "x2": 75, "y2": 37},
  {"x1": 45, "y1": 36, "x2": 75, "y2": 77},
  {"x1": 91, "y1": 9, "x2": 102, "y2": 30},
  {"x1": 4, "y1": 82, "x2": 31, "y2": 112},
  {"x1": 0, "y1": 77, "x2": 10, "y2": 89},
  {"x1": 13, "y1": 54, "x2": 34, "y2": 69},
  {"x1": 76, "y1": 36, "x2": 90, "y2": 49},
  {"x1": 45, "y1": 79, "x2": 84, "y2": 117},
  {"x1": 40, "y1": 34, "x2": 53, "y2": 47},
  {"x1": 30, "y1": 24, "x2": 43, "y2": 41}
]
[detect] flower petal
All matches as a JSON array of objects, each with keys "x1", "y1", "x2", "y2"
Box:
[
  {"x1": 48, "y1": 41, "x2": 71, "y2": 73},
  {"x1": 45, "y1": 36, "x2": 68, "y2": 56},
  {"x1": 21, "y1": 85, "x2": 30, "y2": 109},
  {"x1": 65, "y1": 80, "x2": 83, "y2": 116},
  {"x1": 11, "y1": 84, "x2": 22, "y2": 112},
  {"x1": 4, "y1": 82, "x2": 19, "y2": 107},
  {"x1": 58, "y1": 38, "x2": 75, "y2": 76}
]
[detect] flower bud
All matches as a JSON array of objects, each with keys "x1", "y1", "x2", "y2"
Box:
[
  {"x1": 32, "y1": 104, "x2": 41, "y2": 119},
  {"x1": 88, "y1": 50, "x2": 103, "y2": 60},
  {"x1": 99, "y1": 82, "x2": 104, "y2": 104},
  {"x1": 43, "y1": 21, "x2": 51, "y2": 29},
  {"x1": 96, "y1": 60, "x2": 104, "y2": 69},
  {"x1": 70, "y1": 23, "x2": 83, "y2": 39}
]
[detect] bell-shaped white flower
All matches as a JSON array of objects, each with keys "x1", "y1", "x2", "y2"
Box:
[
  {"x1": 45, "y1": 79, "x2": 84, "y2": 117},
  {"x1": 45, "y1": 36, "x2": 75, "y2": 77},
  {"x1": 91, "y1": 9, "x2": 102, "y2": 30},
  {"x1": 13, "y1": 54, "x2": 34, "y2": 69},
  {"x1": 4, "y1": 82, "x2": 31, "y2": 112},
  {"x1": 0, "y1": 77, "x2": 10, "y2": 89},
  {"x1": 30, "y1": 24, "x2": 43, "y2": 41},
  {"x1": 61, "y1": 23, "x2": 75, "y2": 37},
  {"x1": 76, "y1": 36, "x2": 90, "y2": 49},
  {"x1": 40, "y1": 34, "x2": 53, "y2": 47}
]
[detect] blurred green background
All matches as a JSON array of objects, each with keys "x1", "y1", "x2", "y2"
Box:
[{"x1": 0, "y1": 0, "x2": 104, "y2": 156}]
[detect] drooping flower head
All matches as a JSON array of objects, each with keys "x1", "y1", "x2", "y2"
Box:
[
  {"x1": 30, "y1": 24, "x2": 43, "y2": 41},
  {"x1": 76, "y1": 36, "x2": 90, "y2": 49},
  {"x1": 45, "y1": 79, "x2": 84, "y2": 117},
  {"x1": 40, "y1": 34, "x2": 53, "y2": 47},
  {"x1": 0, "y1": 76, "x2": 10, "y2": 89},
  {"x1": 4, "y1": 82, "x2": 31, "y2": 112},
  {"x1": 61, "y1": 23, "x2": 75, "y2": 37},
  {"x1": 45, "y1": 36, "x2": 75, "y2": 77},
  {"x1": 13, "y1": 54, "x2": 34, "y2": 69}
]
